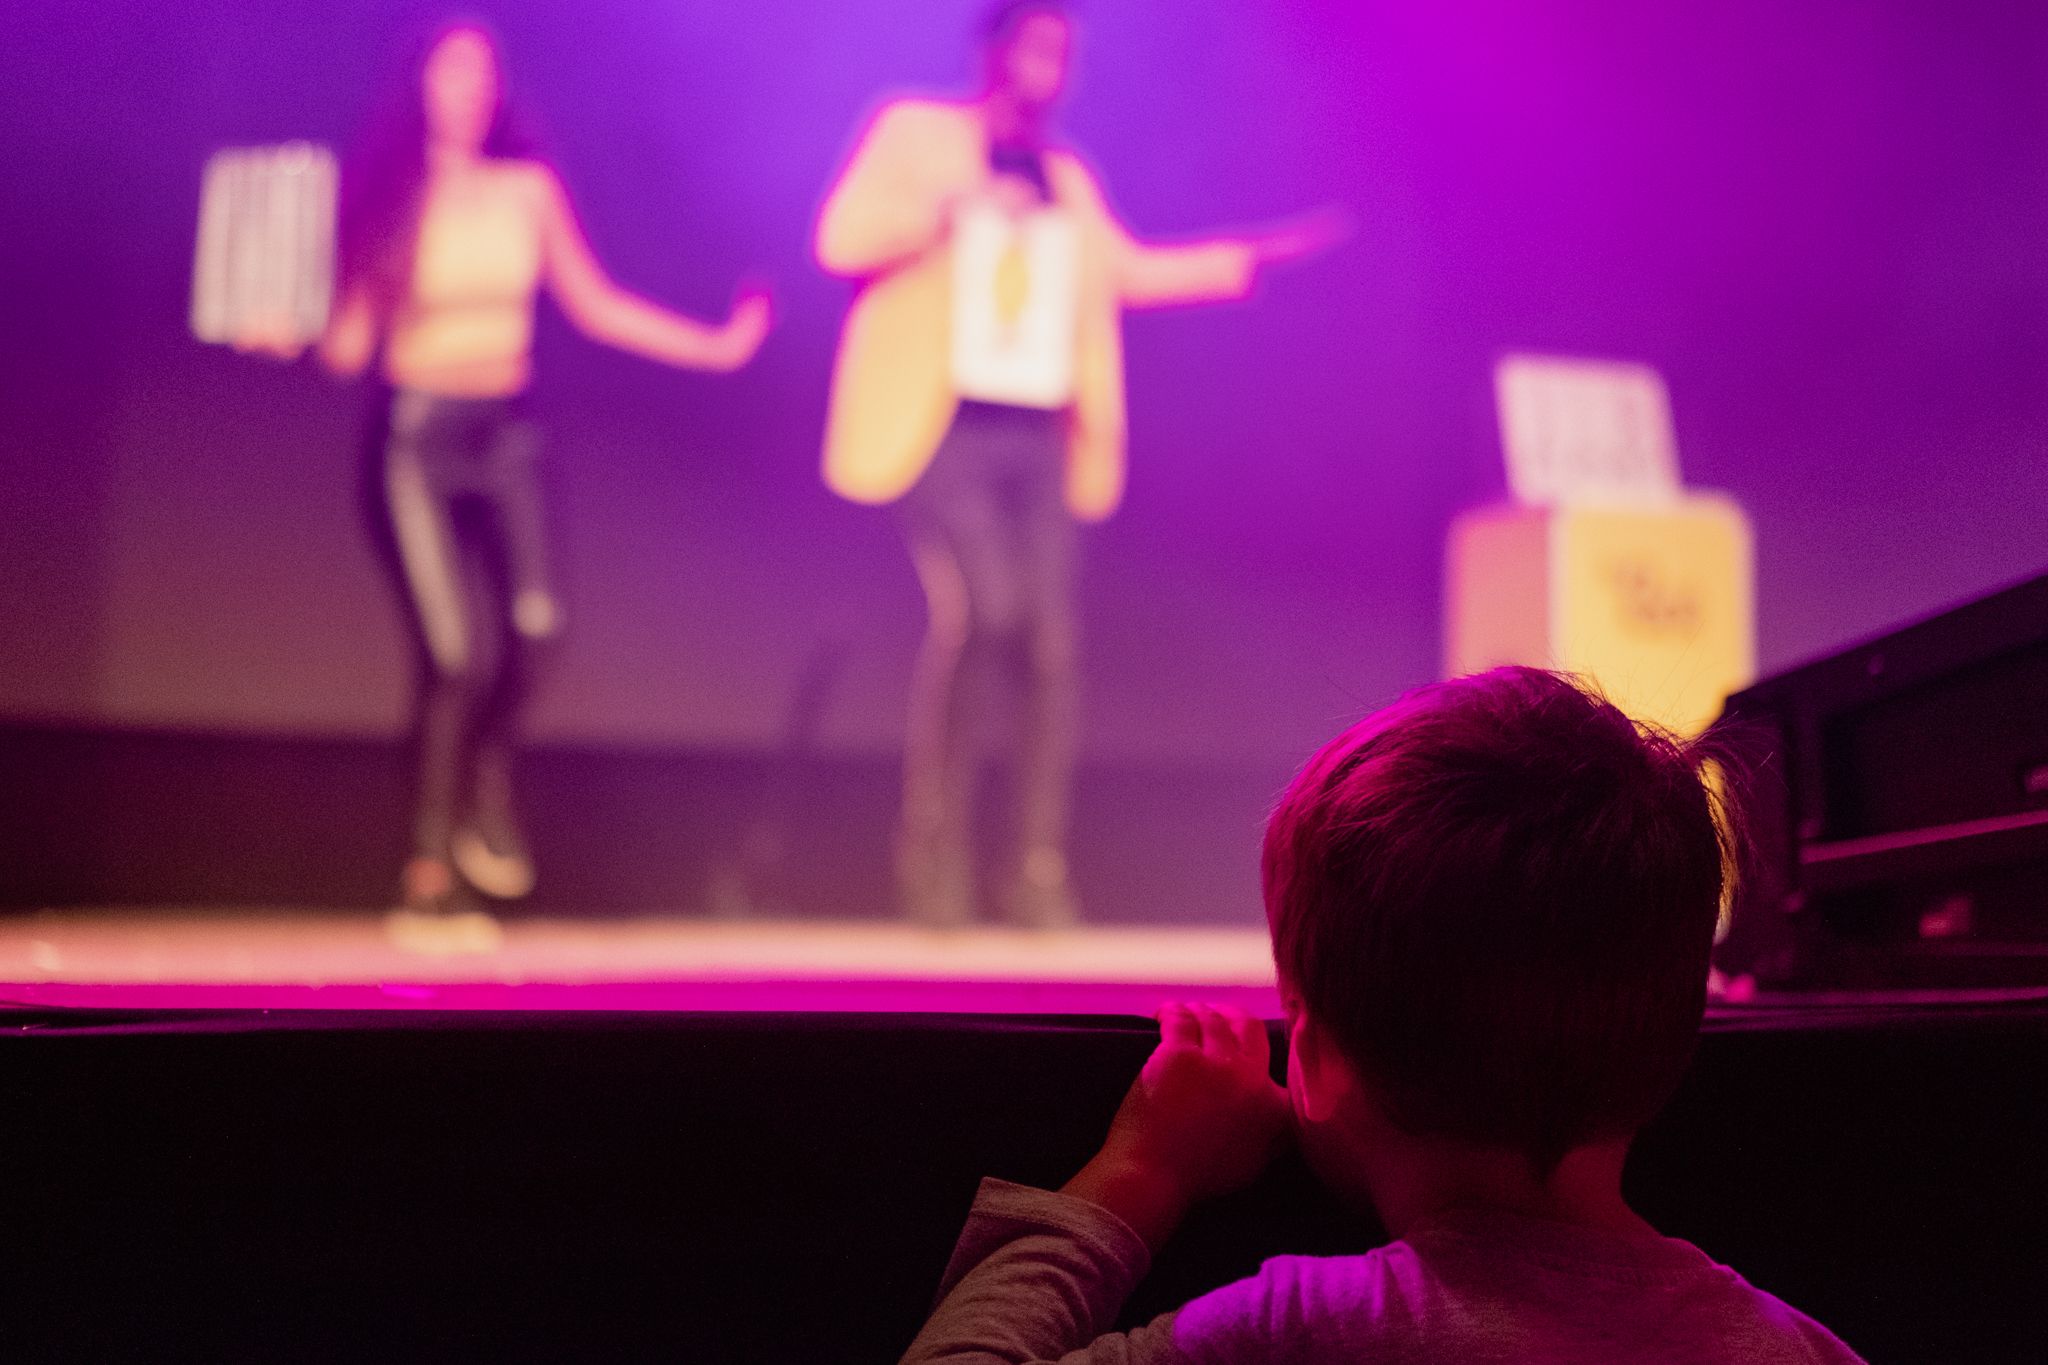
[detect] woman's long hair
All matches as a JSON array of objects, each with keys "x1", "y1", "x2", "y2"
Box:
[{"x1": 336, "y1": 19, "x2": 544, "y2": 323}]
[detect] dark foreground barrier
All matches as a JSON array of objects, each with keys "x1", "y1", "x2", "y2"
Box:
[{"x1": 6, "y1": 1003, "x2": 2045, "y2": 1363}]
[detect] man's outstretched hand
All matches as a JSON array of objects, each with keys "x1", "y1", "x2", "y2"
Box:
[
  {"x1": 1060, "y1": 1003, "x2": 1291, "y2": 1254},
  {"x1": 1250, "y1": 205, "x2": 1354, "y2": 269}
]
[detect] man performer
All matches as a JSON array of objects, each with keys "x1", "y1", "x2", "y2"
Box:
[{"x1": 815, "y1": 0, "x2": 1341, "y2": 928}]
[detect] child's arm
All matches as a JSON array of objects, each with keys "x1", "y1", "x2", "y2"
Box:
[{"x1": 900, "y1": 1005, "x2": 1290, "y2": 1364}]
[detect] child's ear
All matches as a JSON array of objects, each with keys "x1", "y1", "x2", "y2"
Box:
[{"x1": 1287, "y1": 1006, "x2": 1355, "y2": 1125}]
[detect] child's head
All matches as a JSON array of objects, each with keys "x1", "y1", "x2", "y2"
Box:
[{"x1": 1264, "y1": 667, "x2": 1730, "y2": 1176}]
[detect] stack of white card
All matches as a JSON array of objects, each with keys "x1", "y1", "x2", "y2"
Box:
[
  {"x1": 190, "y1": 142, "x2": 338, "y2": 348},
  {"x1": 1493, "y1": 354, "x2": 1682, "y2": 507}
]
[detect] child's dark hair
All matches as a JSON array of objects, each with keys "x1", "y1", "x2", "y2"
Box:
[{"x1": 1264, "y1": 666, "x2": 1735, "y2": 1174}]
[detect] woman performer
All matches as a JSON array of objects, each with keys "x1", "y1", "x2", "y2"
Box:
[{"x1": 318, "y1": 21, "x2": 772, "y2": 920}]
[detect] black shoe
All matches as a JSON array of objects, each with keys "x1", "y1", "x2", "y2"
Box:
[
  {"x1": 387, "y1": 858, "x2": 503, "y2": 954},
  {"x1": 1001, "y1": 849, "x2": 1081, "y2": 931},
  {"x1": 898, "y1": 837, "x2": 976, "y2": 928},
  {"x1": 452, "y1": 814, "x2": 535, "y2": 902}
]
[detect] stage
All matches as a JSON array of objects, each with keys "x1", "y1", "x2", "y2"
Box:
[{"x1": 0, "y1": 908, "x2": 1282, "y2": 1013}]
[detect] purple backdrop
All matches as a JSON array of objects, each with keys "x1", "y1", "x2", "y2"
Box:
[{"x1": 2, "y1": 0, "x2": 2044, "y2": 770}]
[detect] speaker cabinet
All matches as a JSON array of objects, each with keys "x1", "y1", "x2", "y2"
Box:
[{"x1": 1716, "y1": 574, "x2": 2048, "y2": 989}]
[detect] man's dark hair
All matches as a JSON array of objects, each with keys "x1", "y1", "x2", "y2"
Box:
[
  {"x1": 1264, "y1": 667, "x2": 1734, "y2": 1173},
  {"x1": 982, "y1": 0, "x2": 1071, "y2": 48}
]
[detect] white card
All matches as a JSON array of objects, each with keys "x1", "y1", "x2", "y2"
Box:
[{"x1": 950, "y1": 200, "x2": 1080, "y2": 410}]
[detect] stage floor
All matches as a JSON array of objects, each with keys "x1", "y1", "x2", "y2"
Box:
[{"x1": 0, "y1": 908, "x2": 1281, "y2": 1013}]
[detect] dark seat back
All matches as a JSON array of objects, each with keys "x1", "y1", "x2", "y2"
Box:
[{"x1": 7, "y1": 1005, "x2": 2044, "y2": 1363}]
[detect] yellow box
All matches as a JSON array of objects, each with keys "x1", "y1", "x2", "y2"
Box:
[{"x1": 1444, "y1": 495, "x2": 1756, "y2": 736}]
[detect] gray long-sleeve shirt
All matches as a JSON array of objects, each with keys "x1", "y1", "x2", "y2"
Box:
[{"x1": 902, "y1": 1178, "x2": 1867, "y2": 1364}]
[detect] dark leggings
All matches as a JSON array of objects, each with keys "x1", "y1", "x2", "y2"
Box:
[
  {"x1": 898, "y1": 401, "x2": 1078, "y2": 900},
  {"x1": 365, "y1": 389, "x2": 559, "y2": 867}
]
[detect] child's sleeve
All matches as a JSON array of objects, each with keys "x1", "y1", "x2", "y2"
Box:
[{"x1": 898, "y1": 1177, "x2": 1197, "y2": 1364}]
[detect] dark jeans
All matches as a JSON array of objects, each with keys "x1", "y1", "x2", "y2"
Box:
[
  {"x1": 898, "y1": 401, "x2": 1078, "y2": 918},
  {"x1": 365, "y1": 389, "x2": 559, "y2": 868}
]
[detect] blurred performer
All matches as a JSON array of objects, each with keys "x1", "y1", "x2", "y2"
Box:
[
  {"x1": 816, "y1": 0, "x2": 1342, "y2": 928},
  {"x1": 315, "y1": 22, "x2": 772, "y2": 922}
]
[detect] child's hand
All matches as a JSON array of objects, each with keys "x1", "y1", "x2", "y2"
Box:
[
  {"x1": 1117, "y1": 1004, "x2": 1291, "y2": 1201},
  {"x1": 1061, "y1": 1003, "x2": 1291, "y2": 1252}
]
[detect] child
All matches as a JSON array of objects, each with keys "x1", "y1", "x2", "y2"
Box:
[{"x1": 902, "y1": 667, "x2": 1866, "y2": 1363}]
